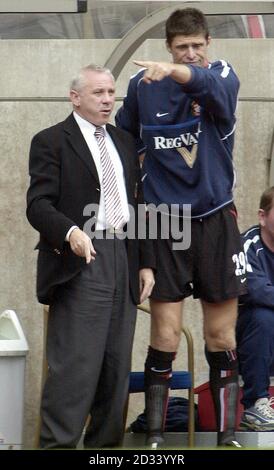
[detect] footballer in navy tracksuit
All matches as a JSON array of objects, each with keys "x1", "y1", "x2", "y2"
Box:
[
  {"x1": 117, "y1": 60, "x2": 238, "y2": 218},
  {"x1": 116, "y1": 8, "x2": 246, "y2": 448},
  {"x1": 237, "y1": 225, "x2": 274, "y2": 412}
]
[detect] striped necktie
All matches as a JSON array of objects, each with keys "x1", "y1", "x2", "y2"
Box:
[{"x1": 94, "y1": 126, "x2": 126, "y2": 230}]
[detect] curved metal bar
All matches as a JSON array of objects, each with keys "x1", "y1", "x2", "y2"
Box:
[{"x1": 104, "y1": 6, "x2": 175, "y2": 80}]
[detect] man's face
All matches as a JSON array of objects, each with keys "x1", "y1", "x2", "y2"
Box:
[
  {"x1": 259, "y1": 206, "x2": 274, "y2": 243},
  {"x1": 167, "y1": 34, "x2": 210, "y2": 67},
  {"x1": 70, "y1": 70, "x2": 115, "y2": 126}
]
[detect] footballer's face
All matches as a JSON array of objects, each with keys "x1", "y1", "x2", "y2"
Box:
[{"x1": 167, "y1": 34, "x2": 210, "y2": 68}]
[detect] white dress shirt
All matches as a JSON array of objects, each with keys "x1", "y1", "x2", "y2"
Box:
[{"x1": 66, "y1": 112, "x2": 129, "y2": 238}]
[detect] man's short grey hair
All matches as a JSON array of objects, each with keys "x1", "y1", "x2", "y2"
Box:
[{"x1": 70, "y1": 64, "x2": 114, "y2": 91}]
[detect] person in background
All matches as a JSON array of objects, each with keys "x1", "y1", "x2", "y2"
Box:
[
  {"x1": 116, "y1": 8, "x2": 246, "y2": 448},
  {"x1": 26, "y1": 64, "x2": 155, "y2": 448},
  {"x1": 237, "y1": 186, "x2": 274, "y2": 431}
]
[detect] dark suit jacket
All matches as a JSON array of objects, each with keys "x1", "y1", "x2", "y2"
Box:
[{"x1": 27, "y1": 113, "x2": 155, "y2": 305}]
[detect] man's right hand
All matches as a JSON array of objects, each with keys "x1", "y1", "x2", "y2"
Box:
[
  {"x1": 69, "y1": 228, "x2": 96, "y2": 264},
  {"x1": 133, "y1": 60, "x2": 191, "y2": 85}
]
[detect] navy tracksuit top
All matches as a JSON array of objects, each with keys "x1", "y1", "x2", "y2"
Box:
[{"x1": 116, "y1": 60, "x2": 240, "y2": 218}]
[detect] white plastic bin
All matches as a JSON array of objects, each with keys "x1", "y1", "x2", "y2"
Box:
[{"x1": 0, "y1": 310, "x2": 29, "y2": 449}]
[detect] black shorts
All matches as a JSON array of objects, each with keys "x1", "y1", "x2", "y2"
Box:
[{"x1": 151, "y1": 203, "x2": 247, "y2": 303}]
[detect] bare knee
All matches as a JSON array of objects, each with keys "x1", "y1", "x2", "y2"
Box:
[
  {"x1": 202, "y1": 299, "x2": 237, "y2": 351},
  {"x1": 151, "y1": 323, "x2": 181, "y2": 351},
  {"x1": 205, "y1": 326, "x2": 236, "y2": 351},
  {"x1": 150, "y1": 300, "x2": 183, "y2": 352}
]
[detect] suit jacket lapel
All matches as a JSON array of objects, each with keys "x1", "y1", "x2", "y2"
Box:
[
  {"x1": 63, "y1": 113, "x2": 100, "y2": 186},
  {"x1": 62, "y1": 115, "x2": 131, "y2": 195}
]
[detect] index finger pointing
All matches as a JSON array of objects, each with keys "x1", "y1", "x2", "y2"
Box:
[{"x1": 133, "y1": 60, "x2": 151, "y2": 68}]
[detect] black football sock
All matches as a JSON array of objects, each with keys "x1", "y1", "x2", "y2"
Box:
[
  {"x1": 205, "y1": 348, "x2": 240, "y2": 446},
  {"x1": 144, "y1": 346, "x2": 176, "y2": 444}
]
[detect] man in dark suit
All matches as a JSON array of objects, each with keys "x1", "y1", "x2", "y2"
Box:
[{"x1": 26, "y1": 64, "x2": 155, "y2": 449}]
